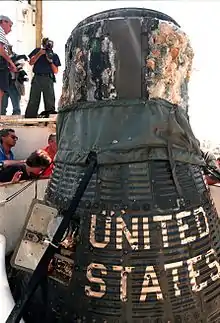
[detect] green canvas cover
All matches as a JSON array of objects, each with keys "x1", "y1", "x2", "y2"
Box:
[{"x1": 56, "y1": 98, "x2": 204, "y2": 167}]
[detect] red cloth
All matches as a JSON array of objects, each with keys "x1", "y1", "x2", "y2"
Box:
[
  {"x1": 206, "y1": 175, "x2": 219, "y2": 186},
  {"x1": 40, "y1": 146, "x2": 55, "y2": 177}
]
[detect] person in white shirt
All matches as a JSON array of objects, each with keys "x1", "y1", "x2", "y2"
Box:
[
  {"x1": 1, "y1": 45, "x2": 26, "y2": 115},
  {"x1": 0, "y1": 15, "x2": 17, "y2": 114}
]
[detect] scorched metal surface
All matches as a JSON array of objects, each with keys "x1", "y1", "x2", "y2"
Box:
[
  {"x1": 7, "y1": 7, "x2": 220, "y2": 323},
  {"x1": 45, "y1": 160, "x2": 220, "y2": 323}
]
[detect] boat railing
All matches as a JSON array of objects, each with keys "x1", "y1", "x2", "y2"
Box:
[
  {"x1": 0, "y1": 177, "x2": 50, "y2": 187},
  {"x1": 0, "y1": 114, "x2": 57, "y2": 127}
]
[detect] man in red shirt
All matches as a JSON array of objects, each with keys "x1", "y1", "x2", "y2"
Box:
[
  {"x1": 41, "y1": 133, "x2": 57, "y2": 177},
  {"x1": 201, "y1": 150, "x2": 220, "y2": 185}
]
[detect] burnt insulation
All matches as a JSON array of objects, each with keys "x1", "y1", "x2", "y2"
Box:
[{"x1": 59, "y1": 7, "x2": 192, "y2": 112}]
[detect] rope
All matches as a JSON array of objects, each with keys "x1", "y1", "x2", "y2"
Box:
[{"x1": 34, "y1": 180, "x2": 38, "y2": 199}]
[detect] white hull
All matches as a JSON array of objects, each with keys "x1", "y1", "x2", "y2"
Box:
[
  {"x1": 210, "y1": 184, "x2": 220, "y2": 217},
  {"x1": 0, "y1": 118, "x2": 56, "y2": 255},
  {"x1": 0, "y1": 234, "x2": 24, "y2": 322}
]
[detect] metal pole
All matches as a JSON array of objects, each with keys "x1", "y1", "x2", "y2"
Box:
[{"x1": 35, "y1": 0, "x2": 42, "y2": 47}]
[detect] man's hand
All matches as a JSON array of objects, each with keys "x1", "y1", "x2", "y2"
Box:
[
  {"x1": 29, "y1": 49, "x2": 46, "y2": 66},
  {"x1": 9, "y1": 62, "x2": 17, "y2": 73},
  {"x1": 40, "y1": 49, "x2": 46, "y2": 55},
  {"x1": 11, "y1": 171, "x2": 23, "y2": 183},
  {"x1": 46, "y1": 55, "x2": 53, "y2": 64}
]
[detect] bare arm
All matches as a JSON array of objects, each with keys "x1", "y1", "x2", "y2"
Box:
[
  {"x1": 3, "y1": 159, "x2": 26, "y2": 167},
  {"x1": 29, "y1": 49, "x2": 45, "y2": 66},
  {"x1": 11, "y1": 171, "x2": 23, "y2": 183},
  {"x1": 50, "y1": 63, "x2": 58, "y2": 74},
  {"x1": 45, "y1": 54, "x2": 59, "y2": 74},
  {"x1": 0, "y1": 43, "x2": 16, "y2": 71}
]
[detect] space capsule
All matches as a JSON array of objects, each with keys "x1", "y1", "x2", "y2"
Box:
[{"x1": 13, "y1": 7, "x2": 220, "y2": 323}]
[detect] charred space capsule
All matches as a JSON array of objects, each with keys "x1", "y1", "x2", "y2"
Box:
[{"x1": 43, "y1": 7, "x2": 220, "y2": 323}]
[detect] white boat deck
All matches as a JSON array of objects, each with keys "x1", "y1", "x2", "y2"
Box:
[{"x1": 0, "y1": 116, "x2": 56, "y2": 254}]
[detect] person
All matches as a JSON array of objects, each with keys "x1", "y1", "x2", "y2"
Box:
[
  {"x1": 0, "y1": 149, "x2": 51, "y2": 183},
  {"x1": 25, "y1": 37, "x2": 61, "y2": 118},
  {"x1": 1, "y1": 46, "x2": 21, "y2": 115},
  {"x1": 201, "y1": 150, "x2": 220, "y2": 185},
  {"x1": 0, "y1": 128, "x2": 25, "y2": 166},
  {"x1": 40, "y1": 133, "x2": 57, "y2": 177},
  {"x1": 0, "y1": 15, "x2": 17, "y2": 114},
  {"x1": 1, "y1": 45, "x2": 25, "y2": 115}
]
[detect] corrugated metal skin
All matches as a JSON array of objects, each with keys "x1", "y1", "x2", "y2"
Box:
[{"x1": 45, "y1": 160, "x2": 220, "y2": 323}]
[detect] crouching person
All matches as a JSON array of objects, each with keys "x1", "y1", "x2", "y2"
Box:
[
  {"x1": 0, "y1": 149, "x2": 51, "y2": 183},
  {"x1": 40, "y1": 133, "x2": 57, "y2": 177},
  {"x1": 201, "y1": 150, "x2": 220, "y2": 185}
]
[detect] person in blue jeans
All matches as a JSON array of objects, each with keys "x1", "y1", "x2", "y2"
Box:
[
  {"x1": 1, "y1": 45, "x2": 26, "y2": 115},
  {"x1": 1, "y1": 79, "x2": 21, "y2": 115}
]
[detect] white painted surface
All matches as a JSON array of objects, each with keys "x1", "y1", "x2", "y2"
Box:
[
  {"x1": 13, "y1": 202, "x2": 58, "y2": 272},
  {"x1": 0, "y1": 121, "x2": 55, "y2": 254},
  {"x1": 0, "y1": 234, "x2": 24, "y2": 322},
  {"x1": 210, "y1": 185, "x2": 220, "y2": 217},
  {"x1": 0, "y1": 179, "x2": 49, "y2": 254}
]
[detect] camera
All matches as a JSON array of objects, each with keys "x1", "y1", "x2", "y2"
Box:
[
  {"x1": 42, "y1": 38, "x2": 54, "y2": 60},
  {"x1": 11, "y1": 54, "x2": 29, "y2": 84}
]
